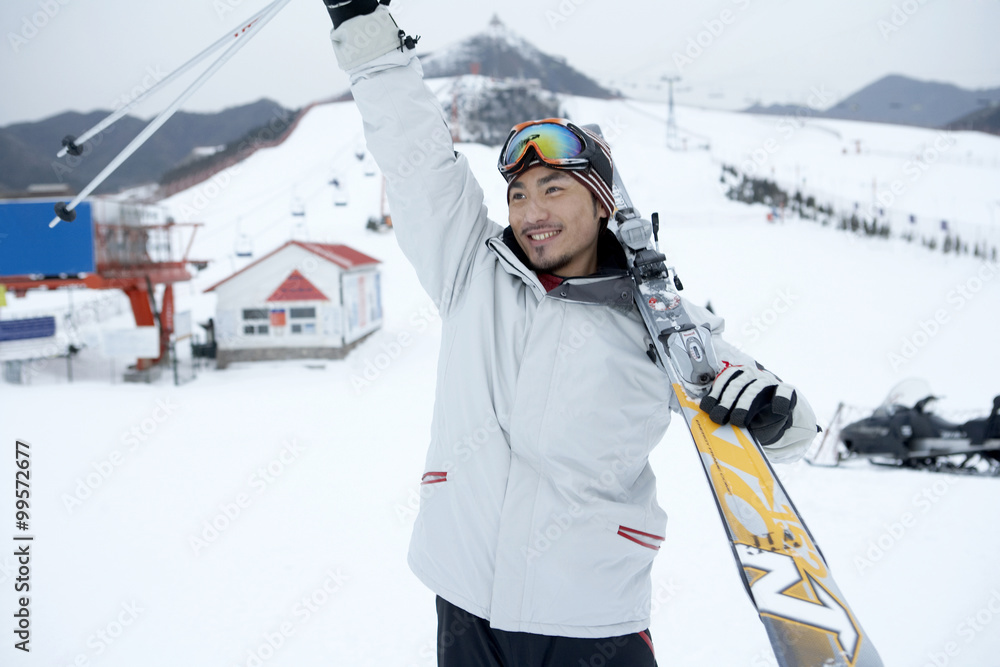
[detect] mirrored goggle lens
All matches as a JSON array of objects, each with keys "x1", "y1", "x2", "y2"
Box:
[{"x1": 501, "y1": 123, "x2": 585, "y2": 170}]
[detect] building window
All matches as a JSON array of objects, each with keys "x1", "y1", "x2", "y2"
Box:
[
  {"x1": 289, "y1": 306, "x2": 318, "y2": 335},
  {"x1": 242, "y1": 308, "x2": 270, "y2": 335},
  {"x1": 290, "y1": 307, "x2": 316, "y2": 319}
]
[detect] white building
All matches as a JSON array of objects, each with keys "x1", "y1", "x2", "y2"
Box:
[{"x1": 205, "y1": 241, "x2": 381, "y2": 368}]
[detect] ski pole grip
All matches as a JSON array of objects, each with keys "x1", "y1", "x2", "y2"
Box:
[{"x1": 323, "y1": 0, "x2": 380, "y2": 29}]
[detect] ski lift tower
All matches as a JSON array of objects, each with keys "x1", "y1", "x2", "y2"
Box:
[
  {"x1": 662, "y1": 75, "x2": 681, "y2": 150},
  {"x1": 0, "y1": 197, "x2": 206, "y2": 381}
]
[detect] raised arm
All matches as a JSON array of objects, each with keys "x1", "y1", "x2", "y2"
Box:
[{"x1": 324, "y1": 2, "x2": 501, "y2": 314}]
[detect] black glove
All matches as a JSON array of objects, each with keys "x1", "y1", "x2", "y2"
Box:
[
  {"x1": 699, "y1": 364, "x2": 798, "y2": 446},
  {"x1": 322, "y1": 0, "x2": 383, "y2": 30}
]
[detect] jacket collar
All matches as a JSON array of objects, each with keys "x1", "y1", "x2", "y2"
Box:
[
  {"x1": 497, "y1": 226, "x2": 629, "y2": 279},
  {"x1": 488, "y1": 227, "x2": 635, "y2": 310}
]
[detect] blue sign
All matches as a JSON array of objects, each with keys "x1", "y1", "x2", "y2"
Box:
[{"x1": 0, "y1": 200, "x2": 95, "y2": 277}]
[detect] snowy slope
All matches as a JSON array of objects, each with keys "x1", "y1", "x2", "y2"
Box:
[{"x1": 2, "y1": 88, "x2": 1000, "y2": 667}]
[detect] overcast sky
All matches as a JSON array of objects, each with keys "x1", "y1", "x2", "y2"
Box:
[{"x1": 2, "y1": 0, "x2": 999, "y2": 127}]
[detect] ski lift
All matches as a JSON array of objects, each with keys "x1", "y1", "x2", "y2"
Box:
[
  {"x1": 290, "y1": 196, "x2": 305, "y2": 217},
  {"x1": 366, "y1": 175, "x2": 392, "y2": 232},
  {"x1": 235, "y1": 233, "x2": 253, "y2": 258},
  {"x1": 234, "y1": 218, "x2": 253, "y2": 257}
]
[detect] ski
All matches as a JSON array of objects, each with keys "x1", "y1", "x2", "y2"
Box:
[{"x1": 590, "y1": 125, "x2": 884, "y2": 667}]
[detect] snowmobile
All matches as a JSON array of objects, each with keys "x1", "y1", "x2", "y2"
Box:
[{"x1": 839, "y1": 379, "x2": 1000, "y2": 475}]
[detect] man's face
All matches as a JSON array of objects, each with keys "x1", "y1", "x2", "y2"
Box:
[{"x1": 507, "y1": 166, "x2": 608, "y2": 277}]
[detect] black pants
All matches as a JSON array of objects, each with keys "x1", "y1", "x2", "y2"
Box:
[{"x1": 437, "y1": 597, "x2": 658, "y2": 667}]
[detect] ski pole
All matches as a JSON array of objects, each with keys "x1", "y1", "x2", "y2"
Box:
[
  {"x1": 50, "y1": 0, "x2": 293, "y2": 228},
  {"x1": 55, "y1": 0, "x2": 285, "y2": 160}
]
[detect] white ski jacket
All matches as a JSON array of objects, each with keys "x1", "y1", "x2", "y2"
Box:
[{"x1": 345, "y1": 49, "x2": 816, "y2": 638}]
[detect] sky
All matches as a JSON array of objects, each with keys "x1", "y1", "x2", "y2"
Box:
[{"x1": 1, "y1": 0, "x2": 999, "y2": 127}]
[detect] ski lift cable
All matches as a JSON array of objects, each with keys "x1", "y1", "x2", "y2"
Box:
[
  {"x1": 196, "y1": 128, "x2": 368, "y2": 243},
  {"x1": 173, "y1": 119, "x2": 360, "y2": 239},
  {"x1": 249, "y1": 162, "x2": 377, "y2": 243},
  {"x1": 219, "y1": 175, "x2": 331, "y2": 249},
  {"x1": 55, "y1": 1, "x2": 285, "y2": 160},
  {"x1": 49, "y1": 0, "x2": 293, "y2": 229},
  {"x1": 253, "y1": 178, "x2": 337, "y2": 238},
  {"x1": 205, "y1": 124, "x2": 365, "y2": 219}
]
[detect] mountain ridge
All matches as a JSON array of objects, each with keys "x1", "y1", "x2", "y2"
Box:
[{"x1": 744, "y1": 74, "x2": 1000, "y2": 130}]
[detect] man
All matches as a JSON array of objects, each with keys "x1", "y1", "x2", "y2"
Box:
[{"x1": 321, "y1": 3, "x2": 818, "y2": 665}]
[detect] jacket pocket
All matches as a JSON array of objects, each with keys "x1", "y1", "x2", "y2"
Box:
[
  {"x1": 421, "y1": 471, "x2": 448, "y2": 485},
  {"x1": 617, "y1": 524, "x2": 665, "y2": 551}
]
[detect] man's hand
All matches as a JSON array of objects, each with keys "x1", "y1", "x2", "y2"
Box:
[
  {"x1": 321, "y1": 0, "x2": 382, "y2": 30},
  {"x1": 322, "y1": 0, "x2": 417, "y2": 72},
  {"x1": 699, "y1": 364, "x2": 798, "y2": 446}
]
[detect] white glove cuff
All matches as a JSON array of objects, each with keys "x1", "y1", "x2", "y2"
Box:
[
  {"x1": 762, "y1": 397, "x2": 817, "y2": 463},
  {"x1": 329, "y1": 5, "x2": 403, "y2": 71}
]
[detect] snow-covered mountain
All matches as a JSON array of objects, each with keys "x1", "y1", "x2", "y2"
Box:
[
  {"x1": 2, "y1": 78, "x2": 1000, "y2": 667},
  {"x1": 418, "y1": 16, "x2": 616, "y2": 99}
]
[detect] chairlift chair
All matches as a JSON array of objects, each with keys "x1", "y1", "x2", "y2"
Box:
[{"x1": 235, "y1": 233, "x2": 253, "y2": 258}]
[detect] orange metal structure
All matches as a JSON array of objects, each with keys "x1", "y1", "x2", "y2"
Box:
[{"x1": 3, "y1": 219, "x2": 204, "y2": 371}]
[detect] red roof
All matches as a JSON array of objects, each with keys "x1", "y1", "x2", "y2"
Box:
[
  {"x1": 267, "y1": 270, "x2": 329, "y2": 302},
  {"x1": 205, "y1": 241, "x2": 379, "y2": 293},
  {"x1": 296, "y1": 242, "x2": 379, "y2": 270}
]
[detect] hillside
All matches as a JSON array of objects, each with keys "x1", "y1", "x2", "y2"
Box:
[
  {"x1": 1, "y1": 87, "x2": 999, "y2": 667},
  {"x1": 946, "y1": 104, "x2": 1000, "y2": 136},
  {"x1": 0, "y1": 99, "x2": 293, "y2": 195},
  {"x1": 824, "y1": 75, "x2": 1000, "y2": 127}
]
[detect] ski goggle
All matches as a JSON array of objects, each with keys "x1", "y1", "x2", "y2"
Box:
[{"x1": 497, "y1": 119, "x2": 600, "y2": 181}]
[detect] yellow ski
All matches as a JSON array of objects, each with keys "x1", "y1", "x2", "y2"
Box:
[
  {"x1": 674, "y1": 387, "x2": 882, "y2": 666},
  {"x1": 595, "y1": 120, "x2": 884, "y2": 665}
]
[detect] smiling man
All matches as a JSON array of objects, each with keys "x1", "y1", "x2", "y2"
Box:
[
  {"x1": 508, "y1": 167, "x2": 605, "y2": 276},
  {"x1": 322, "y1": 2, "x2": 818, "y2": 666},
  {"x1": 502, "y1": 119, "x2": 616, "y2": 283}
]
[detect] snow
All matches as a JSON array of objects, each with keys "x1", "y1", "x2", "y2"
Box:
[
  {"x1": 418, "y1": 17, "x2": 547, "y2": 75},
  {"x1": 2, "y1": 86, "x2": 1000, "y2": 666}
]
